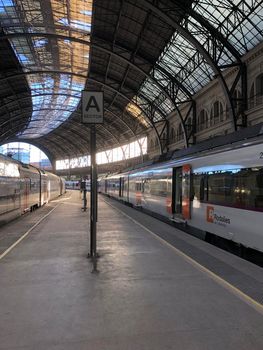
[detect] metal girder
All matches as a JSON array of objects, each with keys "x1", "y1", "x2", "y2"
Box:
[
  {"x1": 106, "y1": 10, "x2": 153, "y2": 107},
  {"x1": 0, "y1": 65, "x2": 176, "y2": 150},
  {"x1": 105, "y1": 109, "x2": 145, "y2": 162},
  {"x1": 0, "y1": 111, "x2": 27, "y2": 131},
  {"x1": 89, "y1": 43, "x2": 195, "y2": 147},
  {"x1": 2, "y1": 18, "x2": 241, "y2": 146},
  {"x1": 0, "y1": 70, "x2": 88, "y2": 83},
  {"x1": 59, "y1": 109, "x2": 145, "y2": 162},
  {"x1": 0, "y1": 114, "x2": 30, "y2": 140},
  {"x1": 88, "y1": 76, "x2": 166, "y2": 122},
  {"x1": 138, "y1": 0, "x2": 242, "y2": 131},
  {"x1": 97, "y1": 123, "x2": 127, "y2": 161},
  {"x1": 105, "y1": 108, "x2": 142, "y2": 139},
  {"x1": 73, "y1": 104, "x2": 143, "y2": 143},
  {"x1": 59, "y1": 110, "x2": 134, "y2": 145},
  {"x1": 112, "y1": 0, "x2": 124, "y2": 48},
  {"x1": 91, "y1": 45, "x2": 191, "y2": 141},
  {"x1": 0, "y1": 123, "x2": 31, "y2": 144},
  {"x1": 0, "y1": 69, "x2": 147, "y2": 132},
  {"x1": 88, "y1": 75, "x2": 173, "y2": 151},
  {"x1": 0, "y1": 93, "x2": 31, "y2": 105},
  {"x1": 91, "y1": 63, "x2": 168, "y2": 120},
  {"x1": 0, "y1": 92, "x2": 78, "y2": 112},
  {"x1": 0, "y1": 31, "x2": 195, "y2": 148},
  {"x1": 3, "y1": 110, "x2": 131, "y2": 160},
  {"x1": 56, "y1": 120, "x2": 112, "y2": 151},
  {"x1": 178, "y1": 1, "x2": 241, "y2": 61},
  {"x1": 40, "y1": 131, "x2": 85, "y2": 158},
  {"x1": 5, "y1": 119, "x2": 88, "y2": 158},
  {"x1": 176, "y1": 0, "x2": 247, "y2": 127},
  {"x1": 37, "y1": 138, "x2": 72, "y2": 159},
  {"x1": 153, "y1": 63, "x2": 192, "y2": 100},
  {"x1": 48, "y1": 120, "x2": 105, "y2": 153},
  {"x1": 184, "y1": 102, "x2": 196, "y2": 145},
  {"x1": 98, "y1": 39, "x2": 193, "y2": 102},
  {"x1": 3, "y1": 136, "x2": 56, "y2": 165},
  {"x1": 0, "y1": 35, "x2": 180, "y2": 112}
]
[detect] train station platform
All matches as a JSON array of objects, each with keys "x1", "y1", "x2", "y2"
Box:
[{"x1": 0, "y1": 190, "x2": 262, "y2": 350}]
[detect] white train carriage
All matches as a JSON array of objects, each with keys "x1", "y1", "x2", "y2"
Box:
[
  {"x1": 45, "y1": 171, "x2": 63, "y2": 202},
  {"x1": 19, "y1": 164, "x2": 41, "y2": 212},
  {"x1": 100, "y1": 138, "x2": 263, "y2": 254},
  {"x1": 0, "y1": 153, "x2": 66, "y2": 226},
  {"x1": 0, "y1": 156, "x2": 21, "y2": 225},
  {"x1": 102, "y1": 173, "x2": 129, "y2": 202}
]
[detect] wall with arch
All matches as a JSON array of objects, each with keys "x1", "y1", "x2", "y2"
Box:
[{"x1": 147, "y1": 41, "x2": 263, "y2": 155}]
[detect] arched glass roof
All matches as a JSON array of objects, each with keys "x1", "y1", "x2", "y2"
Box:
[
  {"x1": 0, "y1": 0, "x2": 262, "y2": 161},
  {"x1": 0, "y1": 0, "x2": 92, "y2": 138}
]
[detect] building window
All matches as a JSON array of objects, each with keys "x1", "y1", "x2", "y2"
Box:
[
  {"x1": 255, "y1": 74, "x2": 263, "y2": 106},
  {"x1": 170, "y1": 127, "x2": 175, "y2": 141},
  {"x1": 198, "y1": 109, "x2": 208, "y2": 131},
  {"x1": 177, "y1": 124, "x2": 184, "y2": 141},
  {"x1": 249, "y1": 82, "x2": 255, "y2": 108},
  {"x1": 187, "y1": 117, "x2": 192, "y2": 133},
  {"x1": 210, "y1": 101, "x2": 224, "y2": 125},
  {"x1": 233, "y1": 89, "x2": 242, "y2": 115}
]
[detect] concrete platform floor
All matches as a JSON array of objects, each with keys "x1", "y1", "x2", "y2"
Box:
[{"x1": 0, "y1": 190, "x2": 262, "y2": 349}]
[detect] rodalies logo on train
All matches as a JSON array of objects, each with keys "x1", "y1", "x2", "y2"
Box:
[{"x1": 206, "y1": 206, "x2": 231, "y2": 227}]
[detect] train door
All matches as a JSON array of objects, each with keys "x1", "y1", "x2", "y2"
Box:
[
  {"x1": 41, "y1": 177, "x2": 48, "y2": 205},
  {"x1": 22, "y1": 177, "x2": 30, "y2": 212},
  {"x1": 172, "y1": 167, "x2": 182, "y2": 215},
  {"x1": 119, "y1": 177, "x2": 124, "y2": 197},
  {"x1": 172, "y1": 165, "x2": 191, "y2": 220},
  {"x1": 105, "y1": 179, "x2": 108, "y2": 193},
  {"x1": 135, "y1": 179, "x2": 142, "y2": 206},
  {"x1": 47, "y1": 180, "x2": 51, "y2": 202}
]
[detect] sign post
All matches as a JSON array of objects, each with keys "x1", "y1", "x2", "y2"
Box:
[{"x1": 82, "y1": 91, "x2": 104, "y2": 272}]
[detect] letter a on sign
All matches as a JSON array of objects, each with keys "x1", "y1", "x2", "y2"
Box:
[{"x1": 82, "y1": 91, "x2": 104, "y2": 124}]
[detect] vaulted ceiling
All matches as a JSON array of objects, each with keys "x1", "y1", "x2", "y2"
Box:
[{"x1": 0, "y1": 0, "x2": 262, "y2": 162}]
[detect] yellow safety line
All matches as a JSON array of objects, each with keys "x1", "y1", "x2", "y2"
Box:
[
  {"x1": 0, "y1": 203, "x2": 60, "y2": 261},
  {"x1": 103, "y1": 198, "x2": 263, "y2": 315}
]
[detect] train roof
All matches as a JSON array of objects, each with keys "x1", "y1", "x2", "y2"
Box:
[
  {"x1": 124, "y1": 123, "x2": 263, "y2": 173},
  {"x1": 0, "y1": 153, "x2": 21, "y2": 164},
  {"x1": 102, "y1": 123, "x2": 263, "y2": 179}
]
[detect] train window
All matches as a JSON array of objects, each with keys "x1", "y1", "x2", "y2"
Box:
[
  {"x1": 142, "y1": 179, "x2": 150, "y2": 194},
  {"x1": 167, "y1": 176, "x2": 172, "y2": 194},
  {"x1": 0, "y1": 162, "x2": 4, "y2": 176},
  {"x1": 119, "y1": 178, "x2": 125, "y2": 197},
  {"x1": 136, "y1": 182, "x2": 142, "y2": 191},
  {"x1": 150, "y1": 176, "x2": 168, "y2": 197},
  {"x1": 123, "y1": 179, "x2": 128, "y2": 193},
  {"x1": 193, "y1": 174, "x2": 207, "y2": 201},
  {"x1": 232, "y1": 168, "x2": 263, "y2": 209},
  {"x1": 194, "y1": 167, "x2": 263, "y2": 210},
  {"x1": 4, "y1": 163, "x2": 20, "y2": 177},
  {"x1": 207, "y1": 172, "x2": 233, "y2": 205}
]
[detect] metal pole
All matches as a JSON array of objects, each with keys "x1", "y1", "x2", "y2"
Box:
[
  {"x1": 90, "y1": 125, "x2": 98, "y2": 272},
  {"x1": 83, "y1": 188, "x2": 87, "y2": 211},
  {"x1": 90, "y1": 164, "x2": 93, "y2": 257}
]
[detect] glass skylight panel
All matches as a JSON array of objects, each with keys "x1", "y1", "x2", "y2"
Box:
[
  {"x1": 55, "y1": 137, "x2": 147, "y2": 169},
  {"x1": 158, "y1": 36, "x2": 212, "y2": 95},
  {"x1": 192, "y1": 0, "x2": 263, "y2": 54},
  {"x1": 0, "y1": 0, "x2": 92, "y2": 138}
]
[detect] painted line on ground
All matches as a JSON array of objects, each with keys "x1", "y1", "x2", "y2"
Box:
[
  {"x1": 0, "y1": 203, "x2": 60, "y2": 261},
  {"x1": 103, "y1": 197, "x2": 263, "y2": 315}
]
